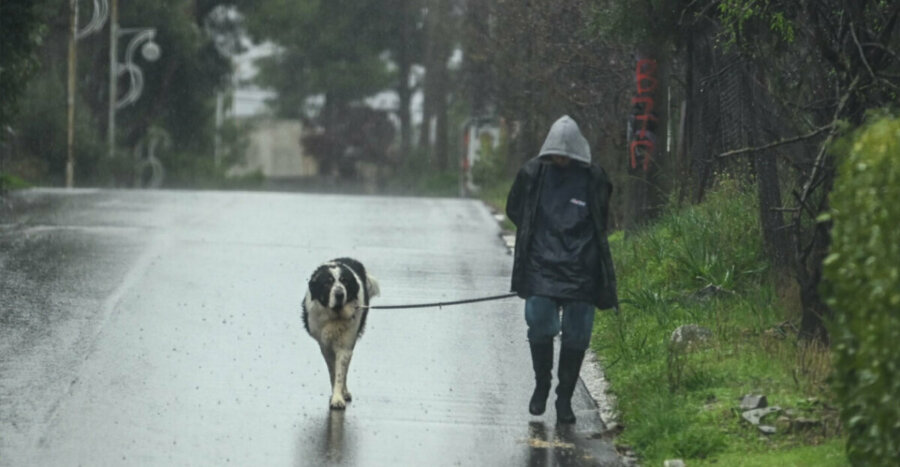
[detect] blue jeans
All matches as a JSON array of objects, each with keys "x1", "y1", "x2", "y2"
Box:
[{"x1": 524, "y1": 296, "x2": 595, "y2": 351}]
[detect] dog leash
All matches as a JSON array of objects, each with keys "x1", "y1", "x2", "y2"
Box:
[{"x1": 363, "y1": 292, "x2": 518, "y2": 310}]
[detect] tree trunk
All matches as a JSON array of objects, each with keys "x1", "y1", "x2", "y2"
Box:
[
  {"x1": 417, "y1": 0, "x2": 453, "y2": 170},
  {"x1": 419, "y1": 0, "x2": 436, "y2": 161},
  {"x1": 396, "y1": 0, "x2": 413, "y2": 164},
  {"x1": 748, "y1": 65, "x2": 793, "y2": 270},
  {"x1": 464, "y1": 0, "x2": 491, "y2": 116},
  {"x1": 797, "y1": 218, "x2": 834, "y2": 343},
  {"x1": 434, "y1": 80, "x2": 449, "y2": 171},
  {"x1": 754, "y1": 150, "x2": 792, "y2": 268}
]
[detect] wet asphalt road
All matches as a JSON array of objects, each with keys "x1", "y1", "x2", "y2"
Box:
[{"x1": 0, "y1": 189, "x2": 622, "y2": 466}]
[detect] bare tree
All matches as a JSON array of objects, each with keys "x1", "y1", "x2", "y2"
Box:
[{"x1": 698, "y1": 0, "x2": 900, "y2": 341}]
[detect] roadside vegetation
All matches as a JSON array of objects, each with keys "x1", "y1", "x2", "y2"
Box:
[
  {"x1": 591, "y1": 179, "x2": 847, "y2": 465},
  {"x1": 0, "y1": 173, "x2": 31, "y2": 193}
]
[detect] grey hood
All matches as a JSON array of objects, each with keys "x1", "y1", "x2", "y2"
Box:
[{"x1": 538, "y1": 115, "x2": 591, "y2": 165}]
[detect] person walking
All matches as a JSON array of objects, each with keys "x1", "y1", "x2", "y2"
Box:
[{"x1": 506, "y1": 115, "x2": 618, "y2": 424}]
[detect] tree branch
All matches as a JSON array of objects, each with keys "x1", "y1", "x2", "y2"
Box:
[
  {"x1": 716, "y1": 124, "x2": 832, "y2": 159},
  {"x1": 850, "y1": 22, "x2": 878, "y2": 80},
  {"x1": 862, "y1": 41, "x2": 900, "y2": 66},
  {"x1": 798, "y1": 75, "x2": 859, "y2": 201},
  {"x1": 851, "y1": 22, "x2": 900, "y2": 91}
]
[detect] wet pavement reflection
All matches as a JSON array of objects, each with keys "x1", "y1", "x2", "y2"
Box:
[{"x1": 316, "y1": 411, "x2": 351, "y2": 465}]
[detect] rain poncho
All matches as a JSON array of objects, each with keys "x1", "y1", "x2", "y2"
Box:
[{"x1": 506, "y1": 116, "x2": 618, "y2": 309}]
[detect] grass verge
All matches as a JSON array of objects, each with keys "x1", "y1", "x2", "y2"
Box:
[
  {"x1": 0, "y1": 173, "x2": 31, "y2": 191},
  {"x1": 477, "y1": 177, "x2": 514, "y2": 231},
  {"x1": 591, "y1": 180, "x2": 847, "y2": 465}
]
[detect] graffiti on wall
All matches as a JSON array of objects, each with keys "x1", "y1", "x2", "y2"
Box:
[{"x1": 630, "y1": 58, "x2": 658, "y2": 172}]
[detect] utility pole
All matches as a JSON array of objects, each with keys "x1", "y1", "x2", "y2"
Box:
[
  {"x1": 107, "y1": 0, "x2": 118, "y2": 160},
  {"x1": 214, "y1": 91, "x2": 223, "y2": 168},
  {"x1": 66, "y1": 0, "x2": 79, "y2": 188},
  {"x1": 64, "y1": 0, "x2": 109, "y2": 187}
]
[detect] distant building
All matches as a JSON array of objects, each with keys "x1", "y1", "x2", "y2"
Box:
[
  {"x1": 223, "y1": 40, "x2": 320, "y2": 180},
  {"x1": 227, "y1": 119, "x2": 318, "y2": 179}
]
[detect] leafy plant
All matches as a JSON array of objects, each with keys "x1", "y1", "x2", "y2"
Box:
[
  {"x1": 0, "y1": 173, "x2": 31, "y2": 192},
  {"x1": 717, "y1": 0, "x2": 796, "y2": 48},
  {"x1": 471, "y1": 129, "x2": 508, "y2": 189},
  {"x1": 824, "y1": 115, "x2": 900, "y2": 466},
  {"x1": 662, "y1": 180, "x2": 769, "y2": 292},
  {"x1": 0, "y1": 0, "x2": 48, "y2": 135}
]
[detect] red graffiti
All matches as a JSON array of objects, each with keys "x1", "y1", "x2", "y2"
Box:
[
  {"x1": 631, "y1": 58, "x2": 658, "y2": 172},
  {"x1": 636, "y1": 59, "x2": 658, "y2": 95},
  {"x1": 630, "y1": 96, "x2": 657, "y2": 139}
]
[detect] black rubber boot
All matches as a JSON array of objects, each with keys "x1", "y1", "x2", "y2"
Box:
[
  {"x1": 528, "y1": 342, "x2": 554, "y2": 415},
  {"x1": 555, "y1": 347, "x2": 585, "y2": 424}
]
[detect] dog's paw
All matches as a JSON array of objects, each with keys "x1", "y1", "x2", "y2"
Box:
[
  {"x1": 330, "y1": 395, "x2": 347, "y2": 410},
  {"x1": 342, "y1": 390, "x2": 352, "y2": 402}
]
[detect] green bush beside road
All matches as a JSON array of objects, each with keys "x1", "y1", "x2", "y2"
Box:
[{"x1": 824, "y1": 116, "x2": 900, "y2": 466}]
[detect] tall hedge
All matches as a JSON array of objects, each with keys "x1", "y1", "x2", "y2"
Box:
[{"x1": 824, "y1": 116, "x2": 900, "y2": 465}]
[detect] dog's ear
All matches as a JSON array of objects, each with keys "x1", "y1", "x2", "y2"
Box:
[
  {"x1": 366, "y1": 275, "x2": 380, "y2": 298},
  {"x1": 308, "y1": 266, "x2": 333, "y2": 304}
]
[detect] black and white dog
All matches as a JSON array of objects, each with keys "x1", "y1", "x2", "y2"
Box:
[{"x1": 302, "y1": 258, "x2": 379, "y2": 409}]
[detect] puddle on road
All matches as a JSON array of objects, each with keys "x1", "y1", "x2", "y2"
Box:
[{"x1": 525, "y1": 437, "x2": 576, "y2": 449}]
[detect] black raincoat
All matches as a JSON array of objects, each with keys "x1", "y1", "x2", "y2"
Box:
[{"x1": 506, "y1": 117, "x2": 618, "y2": 310}]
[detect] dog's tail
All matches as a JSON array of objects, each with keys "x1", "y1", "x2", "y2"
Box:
[{"x1": 367, "y1": 275, "x2": 381, "y2": 299}]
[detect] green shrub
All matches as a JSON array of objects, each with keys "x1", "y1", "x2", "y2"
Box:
[
  {"x1": 0, "y1": 172, "x2": 31, "y2": 191},
  {"x1": 470, "y1": 128, "x2": 508, "y2": 189},
  {"x1": 824, "y1": 116, "x2": 900, "y2": 465},
  {"x1": 14, "y1": 73, "x2": 105, "y2": 185},
  {"x1": 666, "y1": 180, "x2": 769, "y2": 292}
]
